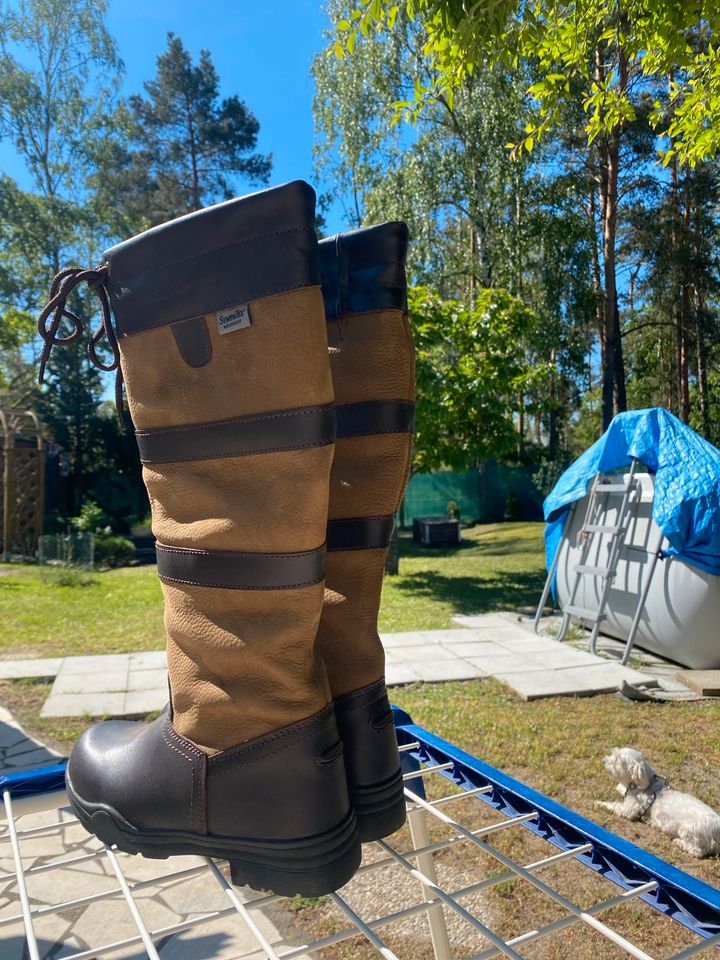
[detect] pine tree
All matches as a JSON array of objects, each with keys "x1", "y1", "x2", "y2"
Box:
[{"x1": 98, "y1": 34, "x2": 271, "y2": 226}]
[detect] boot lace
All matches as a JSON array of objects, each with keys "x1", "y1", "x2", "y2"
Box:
[{"x1": 37, "y1": 265, "x2": 126, "y2": 418}]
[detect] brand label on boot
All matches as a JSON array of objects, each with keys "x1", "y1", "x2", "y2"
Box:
[{"x1": 216, "y1": 303, "x2": 252, "y2": 335}]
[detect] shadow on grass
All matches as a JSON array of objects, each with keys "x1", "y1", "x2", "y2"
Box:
[
  {"x1": 398, "y1": 538, "x2": 477, "y2": 560},
  {"x1": 398, "y1": 531, "x2": 543, "y2": 562},
  {"x1": 462, "y1": 535, "x2": 544, "y2": 558},
  {"x1": 392, "y1": 568, "x2": 547, "y2": 614}
]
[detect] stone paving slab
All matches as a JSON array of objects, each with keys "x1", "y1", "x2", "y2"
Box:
[
  {"x1": 40, "y1": 691, "x2": 127, "y2": 718},
  {"x1": 51, "y1": 669, "x2": 129, "y2": 695},
  {"x1": 497, "y1": 661, "x2": 653, "y2": 700},
  {"x1": 0, "y1": 798, "x2": 314, "y2": 960},
  {"x1": 0, "y1": 658, "x2": 62, "y2": 679},
  {"x1": 676, "y1": 670, "x2": 720, "y2": 696},
  {"x1": 4, "y1": 614, "x2": 669, "y2": 717}
]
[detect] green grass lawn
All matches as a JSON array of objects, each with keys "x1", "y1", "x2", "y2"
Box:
[
  {"x1": 0, "y1": 521, "x2": 546, "y2": 658},
  {"x1": 3, "y1": 517, "x2": 720, "y2": 952}
]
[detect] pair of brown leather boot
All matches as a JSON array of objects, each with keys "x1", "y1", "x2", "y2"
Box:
[{"x1": 37, "y1": 181, "x2": 414, "y2": 897}]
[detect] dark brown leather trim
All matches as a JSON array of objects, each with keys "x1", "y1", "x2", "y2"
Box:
[
  {"x1": 171, "y1": 316, "x2": 212, "y2": 368},
  {"x1": 156, "y1": 542, "x2": 326, "y2": 590},
  {"x1": 103, "y1": 182, "x2": 319, "y2": 338},
  {"x1": 336, "y1": 400, "x2": 415, "y2": 439},
  {"x1": 319, "y1": 221, "x2": 409, "y2": 321},
  {"x1": 136, "y1": 404, "x2": 335, "y2": 464},
  {"x1": 326, "y1": 516, "x2": 395, "y2": 552}
]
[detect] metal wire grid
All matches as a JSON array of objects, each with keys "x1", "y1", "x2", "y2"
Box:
[{"x1": 2, "y1": 712, "x2": 720, "y2": 960}]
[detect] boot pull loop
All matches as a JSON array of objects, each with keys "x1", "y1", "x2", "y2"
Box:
[{"x1": 37, "y1": 264, "x2": 127, "y2": 422}]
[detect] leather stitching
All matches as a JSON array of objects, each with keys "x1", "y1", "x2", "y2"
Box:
[
  {"x1": 112, "y1": 227, "x2": 314, "y2": 285},
  {"x1": 158, "y1": 573, "x2": 323, "y2": 590},
  {"x1": 120, "y1": 280, "x2": 319, "y2": 338},
  {"x1": 208, "y1": 709, "x2": 334, "y2": 770},
  {"x1": 209, "y1": 729, "x2": 321, "y2": 772},
  {"x1": 139, "y1": 439, "x2": 333, "y2": 465},
  {"x1": 161, "y1": 725, "x2": 200, "y2": 833},
  {"x1": 334, "y1": 680, "x2": 386, "y2": 713},
  {"x1": 156, "y1": 544, "x2": 325, "y2": 560},
  {"x1": 162, "y1": 720, "x2": 207, "y2": 834},
  {"x1": 136, "y1": 405, "x2": 334, "y2": 437}
]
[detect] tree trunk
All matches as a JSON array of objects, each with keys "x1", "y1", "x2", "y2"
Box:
[
  {"x1": 679, "y1": 177, "x2": 691, "y2": 422},
  {"x1": 517, "y1": 392, "x2": 524, "y2": 458},
  {"x1": 595, "y1": 44, "x2": 627, "y2": 431},
  {"x1": 589, "y1": 186, "x2": 604, "y2": 335},
  {"x1": 695, "y1": 287, "x2": 710, "y2": 439},
  {"x1": 598, "y1": 131, "x2": 624, "y2": 428}
]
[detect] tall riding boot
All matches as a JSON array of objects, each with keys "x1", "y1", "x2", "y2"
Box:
[
  {"x1": 317, "y1": 223, "x2": 414, "y2": 842},
  {"x1": 37, "y1": 182, "x2": 361, "y2": 897}
]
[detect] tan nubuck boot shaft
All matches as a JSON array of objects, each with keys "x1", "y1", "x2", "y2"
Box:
[
  {"x1": 37, "y1": 182, "x2": 361, "y2": 897},
  {"x1": 317, "y1": 223, "x2": 415, "y2": 842}
]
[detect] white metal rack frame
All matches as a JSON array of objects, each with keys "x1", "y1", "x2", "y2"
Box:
[{"x1": 2, "y1": 707, "x2": 720, "y2": 959}]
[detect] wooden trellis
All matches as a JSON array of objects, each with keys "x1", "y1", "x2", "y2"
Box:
[{"x1": 0, "y1": 409, "x2": 45, "y2": 562}]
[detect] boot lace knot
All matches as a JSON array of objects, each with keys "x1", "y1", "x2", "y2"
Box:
[{"x1": 37, "y1": 264, "x2": 126, "y2": 417}]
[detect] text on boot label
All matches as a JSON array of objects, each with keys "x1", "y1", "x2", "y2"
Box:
[{"x1": 216, "y1": 303, "x2": 252, "y2": 335}]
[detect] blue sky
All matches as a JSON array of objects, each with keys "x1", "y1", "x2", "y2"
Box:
[{"x1": 1, "y1": 1, "x2": 350, "y2": 233}]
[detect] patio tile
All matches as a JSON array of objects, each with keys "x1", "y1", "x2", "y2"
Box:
[
  {"x1": 51, "y1": 670, "x2": 128, "y2": 695},
  {"x1": 495, "y1": 669, "x2": 586, "y2": 700},
  {"x1": 493, "y1": 636, "x2": 565, "y2": 654},
  {"x1": 40, "y1": 692, "x2": 126, "y2": 718},
  {"x1": 0, "y1": 658, "x2": 63, "y2": 679},
  {"x1": 389, "y1": 644, "x2": 462, "y2": 663},
  {"x1": 421, "y1": 660, "x2": 485, "y2": 681},
  {"x1": 57, "y1": 654, "x2": 130, "y2": 675},
  {"x1": 123, "y1": 689, "x2": 168, "y2": 715},
  {"x1": 126, "y1": 668, "x2": 167, "y2": 691},
  {"x1": 442, "y1": 641, "x2": 508, "y2": 658},
  {"x1": 129, "y1": 651, "x2": 167, "y2": 669},
  {"x1": 525, "y1": 648, "x2": 604, "y2": 669},
  {"x1": 559, "y1": 662, "x2": 650, "y2": 687},
  {"x1": 464, "y1": 654, "x2": 547, "y2": 674},
  {"x1": 386, "y1": 664, "x2": 423, "y2": 685}
]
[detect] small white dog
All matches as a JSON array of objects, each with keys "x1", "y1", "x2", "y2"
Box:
[{"x1": 599, "y1": 747, "x2": 720, "y2": 858}]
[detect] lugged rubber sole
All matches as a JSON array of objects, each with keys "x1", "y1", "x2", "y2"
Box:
[
  {"x1": 352, "y1": 767, "x2": 407, "y2": 843},
  {"x1": 66, "y1": 777, "x2": 361, "y2": 897}
]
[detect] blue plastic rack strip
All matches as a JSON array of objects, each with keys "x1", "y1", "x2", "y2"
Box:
[
  {"x1": 0, "y1": 762, "x2": 67, "y2": 801},
  {"x1": 392, "y1": 706, "x2": 720, "y2": 943}
]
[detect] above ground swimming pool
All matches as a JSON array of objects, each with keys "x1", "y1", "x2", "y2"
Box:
[{"x1": 544, "y1": 408, "x2": 720, "y2": 669}]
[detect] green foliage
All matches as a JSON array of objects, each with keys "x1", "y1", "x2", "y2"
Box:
[
  {"x1": 0, "y1": 0, "x2": 121, "y2": 414},
  {"x1": 93, "y1": 535, "x2": 135, "y2": 570},
  {"x1": 531, "y1": 459, "x2": 567, "y2": 498},
  {"x1": 409, "y1": 286, "x2": 540, "y2": 471},
  {"x1": 340, "y1": 1, "x2": 720, "y2": 166},
  {"x1": 316, "y1": 2, "x2": 598, "y2": 449},
  {"x1": 42, "y1": 567, "x2": 97, "y2": 588},
  {"x1": 69, "y1": 502, "x2": 111, "y2": 535},
  {"x1": 95, "y1": 33, "x2": 272, "y2": 226},
  {"x1": 0, "y1": 0, "x2": 120, "y2": 196}
]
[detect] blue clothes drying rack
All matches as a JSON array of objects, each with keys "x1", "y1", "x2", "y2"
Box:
[{"x1": 1, "y1": 708, "x2": 719, "y2": 959}]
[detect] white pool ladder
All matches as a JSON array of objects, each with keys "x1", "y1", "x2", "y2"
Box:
[{"x1": 535, "y1": 460, "x2": 656, "y2": 661}]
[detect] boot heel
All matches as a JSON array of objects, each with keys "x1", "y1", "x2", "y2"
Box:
[
  {"x1": 353, "y1": 768, "x2": 407, "y2": 843},
  {"x1": 227, "y1": 809, "x2": 362, "y2": 897}
]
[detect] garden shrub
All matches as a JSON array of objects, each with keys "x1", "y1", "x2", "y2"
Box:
[{"x1": 94, "y1": 535, "x2": 136, "y2": 569}]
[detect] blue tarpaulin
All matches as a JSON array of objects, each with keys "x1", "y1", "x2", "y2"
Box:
[{"x1": 544, "y1": 408, "x2": 720, "y2": 577}]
